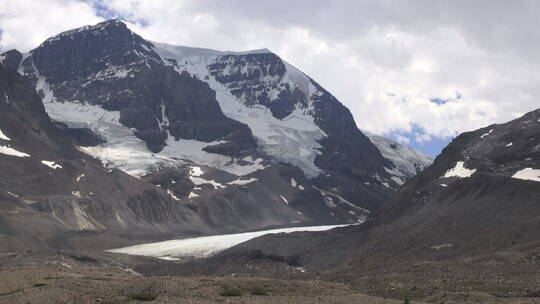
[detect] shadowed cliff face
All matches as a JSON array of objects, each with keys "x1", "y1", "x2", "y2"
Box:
[
  {"x1": 25, "y1": 20, "x2": 255, "y2": 154},
  {"x1": 0, "y1": 62, "x2": 213, "y2": 251}
]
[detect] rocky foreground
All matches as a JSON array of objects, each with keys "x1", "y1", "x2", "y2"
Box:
[{"x1": 0, "y1": 250, "x2": 539, "y2": 304}]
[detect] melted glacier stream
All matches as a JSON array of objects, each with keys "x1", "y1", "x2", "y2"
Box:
[{"x1": 108, "y1": 224, "x2": 350, "y2": 260}]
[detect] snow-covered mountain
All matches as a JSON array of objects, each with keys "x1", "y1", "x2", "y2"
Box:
[
  {"x1": 0, "y1": 61, "x2": 211, "y2": 251},
  {"x1": 0, "y1": 20, "x2": 433, "y2": 249},
  {"x1": 363, "y1": 131, "x2": 433, "y2": 185}
]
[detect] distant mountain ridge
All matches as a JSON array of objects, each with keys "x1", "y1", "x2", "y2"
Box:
[{"x1": 363, "y1": 131, "x2": 433, "y2": 184}]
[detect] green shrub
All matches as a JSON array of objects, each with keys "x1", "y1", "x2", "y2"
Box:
[
  {"x1": 33, "y1": 283, "x2": 47, "y2": 287},
  {"x1": 250, "y1": 287, "x2": 268, "y2": 295},
  {"x1": 129, "y1": 292, "x2": 157, "y2": 301},
  {"x1": 220, "y1": 287, "x2": 242, "y2": 297}
]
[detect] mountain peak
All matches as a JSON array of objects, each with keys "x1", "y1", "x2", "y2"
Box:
[{"x1": 38, "y1": 19, "x2": 131, "y2": 48}]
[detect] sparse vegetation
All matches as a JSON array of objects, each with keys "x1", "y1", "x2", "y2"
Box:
[
  {"x1": 128, "y1": 292, "x2": 157, "y2": 301},
  {"x1": 220, "y1": 287, "x2": 242, "y2": 297},
  {"x1": 250, "y1": 286, "x2": 268, "y2": 295},
  {"x1": 403, "y1": 296, "x2": 410, "y2": 304},
  {"x1": 33, "y1": 283, "x2": 47, "y2": 287}
]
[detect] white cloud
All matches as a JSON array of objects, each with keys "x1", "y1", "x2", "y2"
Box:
[
  {"x1": 394, "y1": 135, "x2": 410, "y2": 145},
  {"x1": 1, "y1": 0, "x2": 538, "y2": 154},
  {"x1": 0, "y1": 0, "x2": 103, "y2": 51}
]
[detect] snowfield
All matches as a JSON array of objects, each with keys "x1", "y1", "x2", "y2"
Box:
[
  {"x1": 512, "y1": 168, "x2": 540, "y2": 182},
  {"x1": 41, "y1": 92, "x2": 267, "y2": 177},
  {"x1": 108, "y1": 224, "x2": 350, "y2": 260},
  {"x1": 443, "y1": 161, "x2": 476, "y2": 178},
  {"x1": 0, "y1": 145, "x2": 30, "y2": 158}
]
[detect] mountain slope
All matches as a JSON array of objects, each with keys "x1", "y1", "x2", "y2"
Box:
[
  {"x1": 0, "y1": 61, "x2": 213, "y2": 251},
  {"x1": 1, "y1": 19, "x2": 428, "y2": 230},
  {"x1": 186, "y1": 108, "x2": 540, "y2": 277}
]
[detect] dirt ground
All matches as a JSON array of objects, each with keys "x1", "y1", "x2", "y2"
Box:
[
  {"x1": 0, "y1": 265, "x2": 420, "y2": 304},
  {"x1": 0, "y1": 251, "x2": 538, "y2": 304}
]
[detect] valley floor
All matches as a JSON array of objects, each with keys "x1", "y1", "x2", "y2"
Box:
[
  {"x1": 0, "y1": 264, "x2": 412, "y2": 304},
  {"x1": 0, "y1": 251, "x2": 540, "y2": 304},
  {"x1": 0, "y1": 250, "x2": 539, "y2": 304}
]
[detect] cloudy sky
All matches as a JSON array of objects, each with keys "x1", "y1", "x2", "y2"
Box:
[{"x1": 1, "y1": 0, "x2": 538, "y2": 156}]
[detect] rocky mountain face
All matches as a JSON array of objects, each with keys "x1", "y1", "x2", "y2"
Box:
[
  {"x1": 363, "y1": 131, "x2": 433, "y2": 184},
  {"x1": 191, "y1": 109, "x2": 540, "y2": 275},
  {"x1": 18, "y1": 20, "x2": 254, "y2": 154},
  {"x1": 0, "y1": 20, "x2": 431, "y2": 251},
  {"x1": 0, "y1": 62, "x2": 212, "y2": 251}
]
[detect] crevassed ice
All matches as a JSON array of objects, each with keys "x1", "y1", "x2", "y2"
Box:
[
  {"x1": 38, "y1": 80, "x2": 266, "y2": 177},
  {"x1": 153, "y1": 42, "x2": 327, "y2": 178}
]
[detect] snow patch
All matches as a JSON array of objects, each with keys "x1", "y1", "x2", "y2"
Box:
[
  {"x1": 280, "y1": 195, "x2": 289, "y2": 205},
  {"x1": 390, "y1": 176, "x2": 404, "y2": 185},
  {"x1": 0, "y1": 145, "x2": 30, "y2": 158},
  {"x1": 167, "y1": 189, "x2": 181, "y2": 201},
  {"x1": 315, "y1": 186, "x2": 370, "y2": 214},
  {"x1": 512, "y1": 168, "x2": 540, "y2": 182},
  {"x1": 41, "y1": 160, "x2": 62, "y2": 169},
  {"x1": 443, "y1": 161, "x2": 476, "y2": 178},
  {"x1": 6, "y1": 191, "x2": 19, "y2": 198},
  {"x1": 480, "y1": 129, "x2": 493, "y2": 138},
  {"x1": 506, "y1": 142, "x2": 513, "y2": 147},
  {"x1": 227, "y1": 178, "x2": 258, "y2": 185},
  {"x1": 190, "y1": 166, "x2": 204, "y2": 177},
  {"x1": 431, "y1": 243, "x2": 454, "y2": 250},
  {"x1": 291, "y1": 178, "x2": 298, "y2": 188},
  {"x1": 0, "y1": 129, "x2": 11, "y2": 141}
]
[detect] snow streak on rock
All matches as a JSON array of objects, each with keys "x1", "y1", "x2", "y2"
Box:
[{"x1": 0, "y1": 145, "x2": 30, "y2": 158}]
